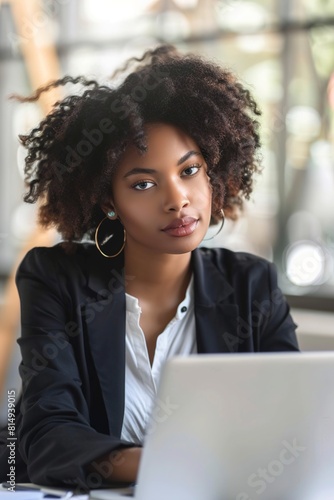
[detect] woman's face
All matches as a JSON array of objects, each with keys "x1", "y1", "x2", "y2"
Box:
[{"x1": 109, "y1": 122, "x2": 212, "y2": 256}]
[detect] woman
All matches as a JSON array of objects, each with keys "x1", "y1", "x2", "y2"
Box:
[{"x1": 0, "y1": 45, "x2": 298, "y2": 489}]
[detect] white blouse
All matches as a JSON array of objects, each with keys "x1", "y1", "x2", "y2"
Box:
[{"x1": 121, "y1": 275, "x2": 196, "y2": 445}]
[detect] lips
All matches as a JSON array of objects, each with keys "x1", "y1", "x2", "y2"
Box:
[{"x1": 161, "y1": 217, "x2": 199, "y2": 237}]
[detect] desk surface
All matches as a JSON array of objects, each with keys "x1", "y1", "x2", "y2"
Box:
[{"x1": 0, "y1": 483, "x2": 88, "y2": 500}]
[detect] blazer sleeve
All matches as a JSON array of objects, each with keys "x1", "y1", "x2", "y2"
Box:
[{"x1": 15, "y1": 248, "x2": 134, "y2": 489}]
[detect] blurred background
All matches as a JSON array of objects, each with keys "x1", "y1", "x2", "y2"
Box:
[{"x1": 0, "y1": 0, "x2": 334, "y2": 422}]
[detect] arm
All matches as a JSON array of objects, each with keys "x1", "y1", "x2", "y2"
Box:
[{"x1": 16, "y1": 247, "x2": 138, "y2": 488}]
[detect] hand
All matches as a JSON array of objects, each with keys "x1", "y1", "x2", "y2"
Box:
[{"x1": 88, "y1": 446, "x2": 142, "y2": 484}]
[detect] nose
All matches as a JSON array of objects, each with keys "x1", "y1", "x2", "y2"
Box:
[{"x1": 163, "y1": 178, "x2": 189, "y2": 212}]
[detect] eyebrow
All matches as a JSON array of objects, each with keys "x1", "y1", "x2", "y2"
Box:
[
  {"x1": 123, "y1": 150, "x2": 202, "y2": 178},
  {"x1": 177, "y1": 150, "x2": 201, "y2": 165}
]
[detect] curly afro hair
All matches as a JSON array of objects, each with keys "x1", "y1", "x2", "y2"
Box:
[{"x1": 17, "y1": 44, "x2": 262, "y2": 248}]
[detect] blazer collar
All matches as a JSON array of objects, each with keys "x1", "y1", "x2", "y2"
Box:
[
  {"x1": 191, "y1": 247, "x2": 234, "y2": 306},
  {"x1": 192, "y1": 247, "x2": 240, "y2": 354},
  {"x1": 83, "y1": 243, "x2": 126, "y2": 294}
]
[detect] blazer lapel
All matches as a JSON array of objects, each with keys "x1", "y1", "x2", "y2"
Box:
[
  {"x1": 192, "y1": 248, "x2": 241, "y2": 353},
  {"x1": 80, "y1": 245, "x2": 242, "y2": 435},
  {"x1": 81, "y1": 246, "x2": 127, "y2": 436}
]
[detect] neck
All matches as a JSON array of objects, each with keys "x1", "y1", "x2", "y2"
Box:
[{"x1": 124, "y1": 246, "x2": 192, "y2": 293}]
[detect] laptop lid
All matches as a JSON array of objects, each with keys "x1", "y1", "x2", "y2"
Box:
[{"x1": 134, "y1": 352, "x2": 334, "y2": 500}]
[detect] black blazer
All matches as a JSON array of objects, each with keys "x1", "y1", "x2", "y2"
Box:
[{"x1": 0, "y1": 243, "x2": 298, "y2": 488}]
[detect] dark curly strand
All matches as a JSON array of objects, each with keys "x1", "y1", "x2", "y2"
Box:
[{"x1": 16, "y1": 44, "x2": 262, "y2": 248}]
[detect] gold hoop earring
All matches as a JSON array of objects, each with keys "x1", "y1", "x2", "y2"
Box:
[
  {"x1": 220, "y1": 208, "x2": 225, "y2": 230},
  {"x1": 95, "y1": 216, "x2": 126, "y2": 258},
  {"x1": 203, "y1": 209, "x2": 225, "y2": 241}
]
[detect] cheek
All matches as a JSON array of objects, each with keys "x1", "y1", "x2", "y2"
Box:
[
  {"x1": 116, "y1": 197, "x2": 152, "y2": 226},
  {"x1": 193, "y1": 180, "x2": 212, "y2": 211}
]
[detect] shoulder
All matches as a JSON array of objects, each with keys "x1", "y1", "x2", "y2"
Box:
[
  {"x1": 197, "y1": 246, "x2": 273, "y2": 277},
  {"x1": 16, "y1": 242, "x2": 97, "y2": 281}
]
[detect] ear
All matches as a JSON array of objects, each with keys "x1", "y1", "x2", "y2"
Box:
[{"x1": 100, "y1": 202, "x2": 117, "y2": 220}]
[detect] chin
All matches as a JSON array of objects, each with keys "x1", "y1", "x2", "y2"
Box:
[{"x1": 163, "y1": 238, "x2": 204, "y2": 255}]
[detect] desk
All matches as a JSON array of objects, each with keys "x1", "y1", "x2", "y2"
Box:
[{"x1": 0, "y1": 483, "x2": 88, "y2": 500}]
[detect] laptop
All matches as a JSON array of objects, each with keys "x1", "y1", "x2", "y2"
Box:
[{"x1": 90, "y1": 352, "x2": 334, "y2": 500}]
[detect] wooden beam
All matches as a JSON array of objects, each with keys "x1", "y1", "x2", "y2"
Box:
[{"x1": 9, "y1": 0, "x2": 62, "y2": 114}]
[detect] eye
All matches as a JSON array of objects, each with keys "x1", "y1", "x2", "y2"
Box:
[
  {"x1": 132, "y1": 180, "x2": 155, "y2": 191},
  {"x1": 182, "y1": 164, "x2": 202, "y2": 177}
]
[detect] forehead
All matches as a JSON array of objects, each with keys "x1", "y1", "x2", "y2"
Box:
[{"x1": 119, "y1": 123, "x2": 200, "y2": 166}]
